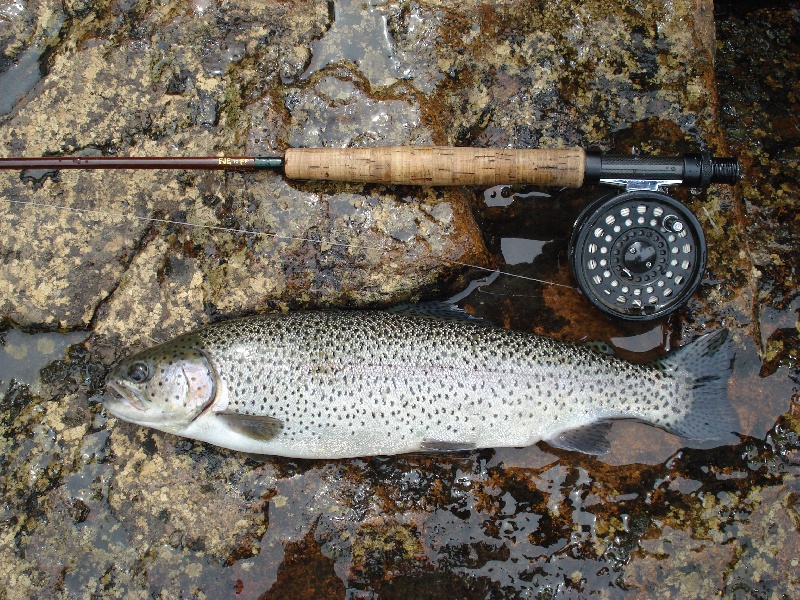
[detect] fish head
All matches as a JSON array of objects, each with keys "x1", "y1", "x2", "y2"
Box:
[{"x1": 105, "y1": 340, "x2": 216, "y2": 430}]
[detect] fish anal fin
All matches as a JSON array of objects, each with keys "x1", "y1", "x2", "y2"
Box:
[
  {"x1": 419, "y1": 439, "x2": 477, "y2": 452},
  {"x1": 547, "y1": 421, "x2": 613, "y2": 455},
  {"x1": 216, "y1": 412, "x2": 284, "y2": 441}
]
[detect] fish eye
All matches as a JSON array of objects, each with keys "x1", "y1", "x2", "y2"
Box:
[{"x1": 127, "y1": 362, "x2": 152, "y2": 383}]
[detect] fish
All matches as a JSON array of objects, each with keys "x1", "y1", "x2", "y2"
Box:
[{"x1": 103, "y1": 308, "x2": 739, "y2": 458}]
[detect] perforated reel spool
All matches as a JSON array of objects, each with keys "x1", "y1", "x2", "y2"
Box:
[{"x1": 568, "y1": 191, "x2": 707, "y2": 321}]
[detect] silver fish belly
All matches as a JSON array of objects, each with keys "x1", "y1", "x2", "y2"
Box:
[{"x1": 104, "y1": 311, "x2": 738, "y2": 458}]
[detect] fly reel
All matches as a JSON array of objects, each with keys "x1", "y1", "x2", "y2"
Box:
[
  {"x1": 568, "y1": 151, "x2": 738, "y2": 321},
  {"x1": 569, "y1": 190, "x2": 706, "y2": 321}
]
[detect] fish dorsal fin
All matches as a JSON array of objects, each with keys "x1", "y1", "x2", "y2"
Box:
[
  {"x1": 583, "y1": 340, "x2": 615, "y2": 356},
  {"x1": 216, "y1": 412, "x2": 284, "y2": 441},
  {"x1": 418, "y1": 439, "x2": 478, "y2": 452},
  {"x1": 386, "y1": 302, "x2": 484, "y2": 324},
  {"x1": 547, "y1": 421, "x2": 613, "y2": 455}
]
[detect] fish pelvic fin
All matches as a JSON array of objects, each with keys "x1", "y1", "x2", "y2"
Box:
[
  {"x1": 653, "y1": 328, "x2": 739, "y2": 442},
  {"x1": 547, "y1": 421, "x2": 613, "y2": 455}
]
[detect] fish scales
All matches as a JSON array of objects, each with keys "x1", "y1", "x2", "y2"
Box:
[
  {"x1": 211, "y1": 314, "x2": 659, "y2": 449},
  {"x1": 104, "y1": 310, "x2": 738, "y2": 458}
]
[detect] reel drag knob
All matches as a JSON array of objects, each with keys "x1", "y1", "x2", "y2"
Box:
[{"x1": 568, "y1": 191, "x2": 707, "y2": 321}]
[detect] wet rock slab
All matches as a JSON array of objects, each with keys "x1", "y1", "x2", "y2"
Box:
[
  {"x1": 1, "y1": 0, "x2": 799, "y2": 598},
  {"x1": 0, "y1": 0, "x2": 488, "y2": 332}
]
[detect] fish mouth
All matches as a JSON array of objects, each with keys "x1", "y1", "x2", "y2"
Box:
[{"x1": 105, "y1": 380, "x2": 148, "y2": 413}]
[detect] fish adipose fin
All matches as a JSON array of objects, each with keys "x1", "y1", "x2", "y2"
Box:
[
  {"x1": 216, "y1": 412, "x2": 284, "y2": 441},
  {"x1": 583, "y1": 340, "x2": 615, "y2": 357},
  {"x1": 548, "y1": 421, "x2": 613, "y2": 455},
  {"x1": 654, "y1": 328, "x2": 739, "y2": 441}
]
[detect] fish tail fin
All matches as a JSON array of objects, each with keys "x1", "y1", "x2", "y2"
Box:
[{"x1": 654, "y1": 328, "x2": 739, "y2": 441}]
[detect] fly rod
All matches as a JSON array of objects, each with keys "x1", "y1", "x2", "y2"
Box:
[
  {"x1": 0, "y1": 146, "x2": 740, "y2": 321},
  {"x1": 0, "y1": 146, "x2": 738, "y2": 187}
]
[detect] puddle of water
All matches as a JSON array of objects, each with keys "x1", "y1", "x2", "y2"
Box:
[
  {"x1": 484, "y1": 185, "x2": 554, "y2": 208},
  {"x1": 301, "y1": 0, "x2": 405, "y2": 87},
  {"x1": 610, "y1": 325, "x2": 665, "y2": 353},
  {"x1": 0, "y1": 329, "x2": 88, "y2": 393},
  {"x1": 760, "y1": 295, "x2": 800, "y2": 348},
  {"x1": 500, "y1": 237, "x2": 549, "y2": 266},
  {"x1": 202, "y1": 36, "x2": 247, "y2": 77},
  {"x1": 0, "y1": 45, "x2": 44, "y2": 116}
]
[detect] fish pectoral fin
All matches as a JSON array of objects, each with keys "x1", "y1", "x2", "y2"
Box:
[
  {"x1": 547, "y1": 421, "x2": 613, "y2": 455},
  {"x1": 216, "y1": 412, "x2": 284, "y2": 441},
  {"x1": 418, "y1": 439, "x2": 478, "y2": 452}
]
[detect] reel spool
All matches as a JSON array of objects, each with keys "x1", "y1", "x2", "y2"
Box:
[{"x1": 569, "y1": 190, "x2": 707, "y2": 321}]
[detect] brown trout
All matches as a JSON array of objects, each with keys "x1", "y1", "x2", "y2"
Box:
[{"x1": 104, "y1": 310, "x2": 738, "y2": 458}]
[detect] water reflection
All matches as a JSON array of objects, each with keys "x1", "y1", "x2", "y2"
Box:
[
  {"x1": 300, "y1": 0, "x2": 405, "y2": 87},
  {"x1": 484, "y1": 185, "x2": 554, "y2": 208},
  {"x1": 500, "y1": 237, "x2": 549, "y2": 266},
  {"x1": 0, "y1": 45, "x2": 44, "y2": 116},
  {"x1": 0, "y1": 328, "x2": 88, "y2": 393},
  {"x1": 610, "y1": 326, "x2": 664, "y2": 353}
]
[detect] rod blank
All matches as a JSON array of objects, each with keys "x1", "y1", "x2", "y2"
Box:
[{"x1": 0, "y1": 156, "x2": 271, "y2": 170}]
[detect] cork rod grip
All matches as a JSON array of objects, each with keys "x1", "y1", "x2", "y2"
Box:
[{"x1": 283, "y1": 146, "x2": 586, "y2": 187}]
